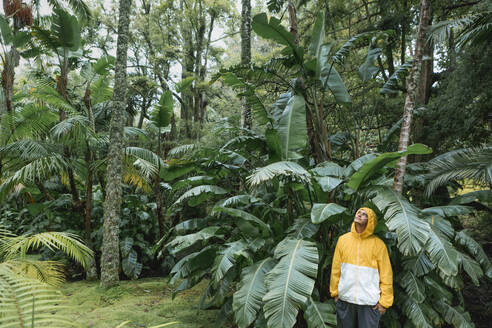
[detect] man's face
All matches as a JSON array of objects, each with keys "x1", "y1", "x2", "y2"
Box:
[{"x1": 354, "y1": 209, "x2": 369, "y2": 225}]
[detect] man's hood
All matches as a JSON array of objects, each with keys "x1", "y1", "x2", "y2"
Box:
[{"x1": 350, "y1": 207, "x2": 377, "y2": 238}]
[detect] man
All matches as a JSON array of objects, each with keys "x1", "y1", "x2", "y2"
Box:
[{"x1": 330, "y1": 207, "x2": 393, "y2": 327}]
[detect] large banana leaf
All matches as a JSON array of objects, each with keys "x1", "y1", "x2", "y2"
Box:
[
  {"x1": 311, "y1": 203, "x2": 347, "y2": 224},
  {"x1": 151, "y1": 90, "x2": 173, "y2": 128},
  {"x1": 459, "y1": 251, "x2": 483, "y2": 286},
  {"x1": 455, "y1": 230, "x2": 492, "y2": 278},
  {"x1": 402, "y1": 253, "x2": 435, "y2": 277},
  {"x1": 422, "y1": 205, "x2": 475, "y2": 217},
  {"x1": 311, "y1": 162, "x2": 345, "y2": 178},
  {"x1": 169, "y1": 246, "x2": 218, "y2": 285},
  {"x1": 52, "y1": 9, "x2": 81, "y2": 51},
  {"x1": 434, "y1": 300, "x2": 475, "y2": 328},
  {"x1": 400, "y1": 297, "x2": 433, "y2": 328},
  {"x1": 449, "y1": 190, "x2": 492, "y2": 205},
  {"x1": 347, "y1": 144, "x2": 432, "y2": 191},
  {"x1": 304, "y1": 297, "x2": 336, "y2": 328},
  {"x1": 313, "y1": 176, "x2": 342, "y2": 192},
  {"x1": 248, "y1": 161, "x2": 311, "y2": 186},
  {"x1": 319, "y1": 49, "x2": 350, "y2": 104},
  {"x1": 425, "y1": 226, "x2": 459, "y2": 277},
  {"x1": 213, "y1": 240, "x2": 251, "y2": 283},
  {"x1": 233, "y1": 258, "x2": 276, "y2": 328},
  {"x1": 288, "y1": 218, "x2": 319, "y2": 239},
  {"x1": 359, "y1": 46, "x2": 382, "y2": 82},
  {"x1": 399, "y1": 271, "x2": 425, "y2": 303},
  {"x1": 165, "y1": 227, "x2": 223, "y2": 255},
  {"x1": 380, "y1": 61, "x2": 413, "y2": 94},
  {"x1": 277, "y1": 95, "x2": 307, "y2": 160},
  {"x1": 212, "y1": 206, "x2": 271, "y2": 237},
  {"x1": 309, "y1": 13, "x2": 325, "y2": 57},
  {"x1": 262, "y1": 238, "x2": 319, "y2": 328},
  {"x1": 251, "y1": 13, "x2": 302, "y2": 62},
  {"x1": 371, "y1": 187, "x2": 430, "y2": 256},
  {"x1": 173, "y1": 185, "x2": 227, "y2": 207}
]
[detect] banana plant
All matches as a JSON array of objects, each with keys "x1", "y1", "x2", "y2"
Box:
[{"x1": 161, "y1": 130, "x2": 490, "y2": 328}]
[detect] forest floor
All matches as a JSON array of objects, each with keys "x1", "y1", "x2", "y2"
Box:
[{"x1": 56, "y1": 278, "x2": 217, "y2": 328}]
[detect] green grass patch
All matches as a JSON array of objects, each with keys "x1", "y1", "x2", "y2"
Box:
[{"x1": 55, "y1": 278, "x2": 217, "y2": 328}]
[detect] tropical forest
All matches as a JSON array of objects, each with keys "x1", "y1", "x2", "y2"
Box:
[{"x1": 0, "y1": 0, "x2": 491, "y2": 327}]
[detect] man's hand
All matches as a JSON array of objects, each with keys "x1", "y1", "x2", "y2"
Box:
[
  {"x1": 334, "y1": 296, "x2": 339, "y2": 303},
  {"x1": 372, "y1": 303, "x2": 386, "y2": 315}
]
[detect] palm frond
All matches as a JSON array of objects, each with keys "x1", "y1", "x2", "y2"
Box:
[
  {"x1": 125, "y1": 146, "x2": 165, "y2": 169},
  {"x1": 0, "y1": 265, "x2": 77, "y2": 327},
  {"x1": 1, "y1": 232, "x2": 93, "y2": 269},
  {"x1": 247, "y1": 161, "x2": 311, "y2": 186},
  {"x1": 425, "y1": 147, "x2": 492, "y2": 196}
]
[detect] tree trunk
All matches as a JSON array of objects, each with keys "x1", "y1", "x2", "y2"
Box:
[
  {"x1": 240, "y1": 0, "x2": 252, "y2": 130},
  {"x1": 181, "y1": 12, "x2": 194, "y2": 138},
  {"x1": 83, "y1": 87, "x2": 98, "y2": 281},
  {"x1": 393, "y1": 0, "x2": 431, "y2": 194},
  {"x1": 1, "y1": 48, "x2": 19, "y2": 119},
  {"x1": 100, "y1": 0, "x2": 132, "y2": 288},
  {"x1": 155, "y1": 128, "x2": 165, "y2": 237}
]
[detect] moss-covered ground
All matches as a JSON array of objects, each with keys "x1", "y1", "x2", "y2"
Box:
[{"x1": 56, "y1": 278, "x2": 217, "y2": 328}]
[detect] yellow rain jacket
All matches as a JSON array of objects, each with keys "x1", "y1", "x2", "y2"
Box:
[{"x1": 330, "y1": 207, "x2": 394, "y2": 308}]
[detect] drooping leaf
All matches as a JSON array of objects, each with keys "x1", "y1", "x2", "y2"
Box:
[
  {"x1": 402, "y1": 253, "x2": 435, "y2": 277},
  {"x1": 213, "y1": 240, "x2": 250, "y2": 283},
  {"x1": 175, "y1": 76, "x2": 195, "y2": 93},
  {"x1": 288, "y1": 218, "x2": 319, "y2": 239},
  {"x1": 304, "y1": 297, "x2": 336, "y2": 328},
  {"x1": 359, "y1": 46, "x2": 382, "y2": 82},
  {"x1": 371, "y1": 187, "x2": 430, "y2": 256},
  {"x1": 309, "y1": 13, "x2": 325, "y2": 57},
  {"x1": 252, "y1": 13, "x2": 302, "y2": 62},
  {"x1": 311, "y1": 203, "x2": 347, "y2": 224},
  {"x1": 425, "y1": 226, "x2": 459, "y2": 277},
  {"x1": 165, "y1": 227, "x2": 223, "y2": 255},
  {"x1": 380, "y1": 61, "x2": 413, "y2": 94},
  {"x1": 151, "y1": 90, "x2": 173, "y2": 128},
  {"x1": 278, "y1": 95, "x2": 307, "y2": 160},
  {"x1": 422, "y1": 205, "x2": 475, "y2": 217},
  {"x1": 314, "y1": 176, "x2": 342, "y2": 192},
  {"x1": 263, "y1": 238, "x2": 319, "y2": 328},
  {"x1": 458, "y1": 251, "x2": 483, "y2": 286},
  {"x1": 455, "y1": 230, "x2": 492, "y2": 278},
  {"x1": 449, "y1": 190, "x2": 492, "y2": 205},
  {"x1": 319, "y1": 53, "x2": 350, "y2": 104},
  {"x1": 0, "y1": 15, "x2": 13, "y2": 44},
  {"x1": 347, "y1": 144, "x2": 432, "y2": 191},
  {"x1": 434, "y1": 300, "x2": 475, "y2": 328},
  {"x1": 233, "y1": 258, "x2": 276, "y2": 328},
  {"x1": 52, "y1": 9, "x2": 81, "y2": 51},
  {"x1": 174, "y1": 218, "x2": 208, "y2": 235},
  {"x1": 399, "y1": 271, "x2": 425, "y2": 303},
  {"x1": 400, "y1": 297, "x2": 433, "y2": 328},
  {"x1": 212, "y1": 206, "x2": 271, "y2": 237},
  {"x1": 173, "y1": 185, "x2": 227, "y2": 207},
  {"x1": 247, "y1": 161, "x2": 311, "y2": 186}
]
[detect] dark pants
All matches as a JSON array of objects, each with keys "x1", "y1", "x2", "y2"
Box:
[{"x1": 336, "y1": 299, "x2": 381, "y2": 328}]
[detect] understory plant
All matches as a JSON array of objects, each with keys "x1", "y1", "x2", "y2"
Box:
[{"x1": 160, "y1": 10, "x2": 492, "y2": 328}]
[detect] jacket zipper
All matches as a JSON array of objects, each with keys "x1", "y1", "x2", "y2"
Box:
[{"x1": 355, "y1": 236, "x2": 360, "y2": 303}]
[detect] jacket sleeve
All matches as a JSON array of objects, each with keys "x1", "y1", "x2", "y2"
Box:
[
  {"x1": 329, "y1": 239, "x2": 342, "y2": 298},
  {"x1": 377, "y1": 241, "x2": 394, "y2": 308}
]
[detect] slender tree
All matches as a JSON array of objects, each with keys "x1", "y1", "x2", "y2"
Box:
[
  {"x1": 240, "y1": 0, "x2": 252, "y2": 130},
  {"x1": 100, "y1": 0, "x2": 132, "y2": 288},
  {"x1": 393, "y1": 0, "x2": 431, "y2": 193}
]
